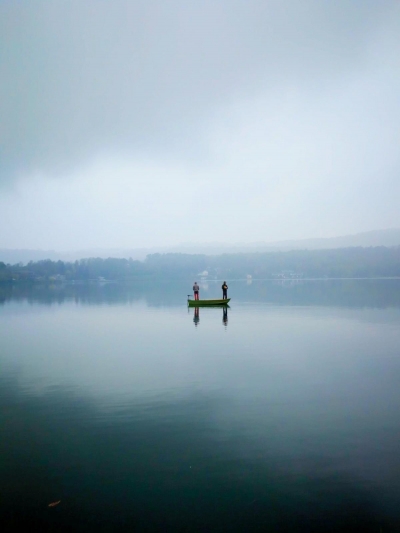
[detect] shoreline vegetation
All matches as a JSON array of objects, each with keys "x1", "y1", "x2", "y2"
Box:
[{"x1": 1, "y1": 246, "x2": 400, "y2": 283}]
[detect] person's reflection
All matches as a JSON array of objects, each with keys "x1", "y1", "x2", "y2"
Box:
[
  {"x1": 193, "y1": 307, "x2": 200, "y2": 327},
  {"x1": 222, "y1": 306, "x2": 228, "y2": 328}
]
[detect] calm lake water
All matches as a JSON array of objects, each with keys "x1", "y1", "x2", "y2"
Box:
[{"x1": 1, "y1": 279, "x2": 400, "y2": 532}]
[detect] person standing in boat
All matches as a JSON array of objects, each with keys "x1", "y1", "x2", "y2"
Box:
[
  {"x1": 222, "y1": 281, "x2": 228, "y2": 300},
  {"x1": 193, "y1": 281, "x2": 200, "y2": 300}
]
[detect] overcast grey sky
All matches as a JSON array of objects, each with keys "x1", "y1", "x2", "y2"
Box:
[{"x1": 1, "y1": 0, "x2": 399, "y2": 250}]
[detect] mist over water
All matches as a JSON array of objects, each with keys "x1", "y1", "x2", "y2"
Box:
[{"x1": 1, "y1": 280, "x2": 400, "y2": 531}]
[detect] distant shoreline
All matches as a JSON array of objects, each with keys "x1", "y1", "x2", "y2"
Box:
[{"x1": 2, "y1": 246, "x2": 400, "y2": 282}]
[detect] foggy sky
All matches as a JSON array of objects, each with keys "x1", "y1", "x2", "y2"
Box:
[{"x1": 1, "y1": 0, "x2": 399, "y2": 250}]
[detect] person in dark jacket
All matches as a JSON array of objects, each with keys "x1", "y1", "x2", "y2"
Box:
[
  {"x1": 222, "y1": 281, "x2": 228, "y2": 299},
  {"x1": 193, "y1": 282, "x2": 200, "y2": 300}
]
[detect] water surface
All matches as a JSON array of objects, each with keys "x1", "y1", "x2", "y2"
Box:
[{"x1": 1, "y1": 280, "x2": 400, "y2": 531}]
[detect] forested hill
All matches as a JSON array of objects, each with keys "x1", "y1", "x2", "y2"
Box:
[{"x1": 1, "y1": 246, "x2": 400, "y2": 282}]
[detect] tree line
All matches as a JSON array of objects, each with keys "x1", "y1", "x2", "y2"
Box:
[
  {"x1": 0, "y1": 257, "x2": 149, "y2": 282},
  {"x1": 1, "y1": 246, "x2": 400, "y2": 282}
]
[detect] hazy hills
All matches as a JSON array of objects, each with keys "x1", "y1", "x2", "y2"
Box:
[
  {"x1": 1, "y1": 229, "x2": 400, "y2": 265},
  {"x1": 266, "y1": 229, "x2": 400, "y2": 250}
]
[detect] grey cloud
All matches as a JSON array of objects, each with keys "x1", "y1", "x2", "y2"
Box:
[{"x1": 1, "y1": 0, "x2": 397, "y2": 183}]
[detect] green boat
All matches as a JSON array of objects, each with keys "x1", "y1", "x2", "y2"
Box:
[{"x1": 188, "y1": 298, "x2": 230, "y2": 307}]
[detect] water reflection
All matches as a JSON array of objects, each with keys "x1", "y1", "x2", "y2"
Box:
[
  {"x1": 191, "y1": 305, "x2": 229, "y2": 328},
  {"x1": 2, "y1": 279, "x2": 400, "y2": 308},
  {"x1": 193, "y1": 306, "x2": 200, "y2": 327},
  {"x1": 2, "y1": 282, "x2": 400, "y2": 531},
  {"x1": 222, "y1": 305, "x2": 228, "y2": 328},
  {"x1": 0, "y1": 373, "x2": 397, "y2": 532}
]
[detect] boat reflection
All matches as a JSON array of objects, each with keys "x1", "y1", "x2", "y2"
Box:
[{"x1": 192, "y1": 305, "x2": 229, "y2": 328}]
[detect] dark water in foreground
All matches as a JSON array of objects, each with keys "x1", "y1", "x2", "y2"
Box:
[{"x1": 1, "y1": 279, "x2": 400, "y2": 532}]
